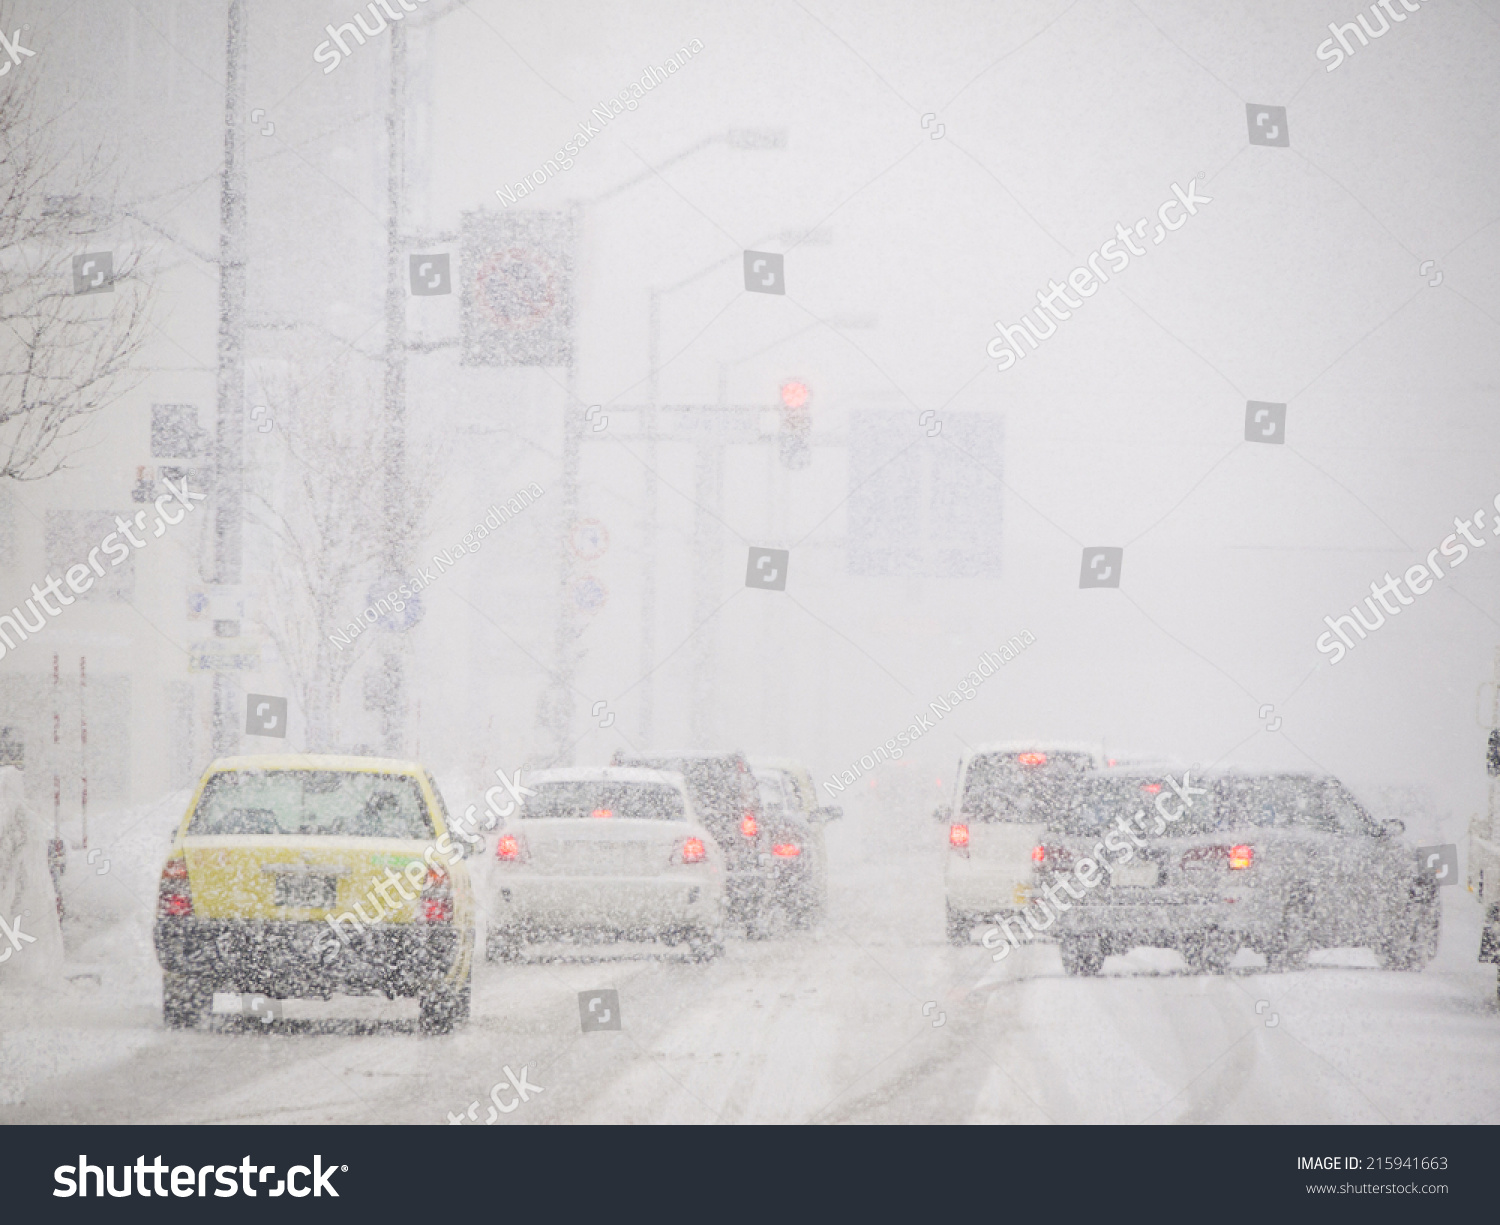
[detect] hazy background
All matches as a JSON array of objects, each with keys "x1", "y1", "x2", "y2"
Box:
[{"x1": 4, "y1": 0, "x2": 1498, "y2": 848}]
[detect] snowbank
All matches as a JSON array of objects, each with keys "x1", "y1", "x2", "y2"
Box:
[{"x1": 0, "y1": 767, "x2": 65, "y2": 984}]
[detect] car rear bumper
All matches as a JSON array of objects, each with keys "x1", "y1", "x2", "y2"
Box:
[
  {"x1": 1481, "y1": 904, "x2": 1500, "y2": 964},
  {"x1": 1058, "y1": 895, "x2": 1275, "y2": 945},
  {"x1": 489, "y1": 874, "x2": 724, "y2": 937},
  {"x1": 945, "y1": 868, "x2": 1036, "y2": 915},
  {"x1": 154, "y1": 918, "x2": 464, "y2": 998}
]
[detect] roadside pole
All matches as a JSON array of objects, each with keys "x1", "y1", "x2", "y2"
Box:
[{"x1": 210, "y1": 0, "x2": 248, "y2": 757}]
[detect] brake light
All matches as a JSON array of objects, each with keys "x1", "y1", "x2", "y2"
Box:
[
  {"x1": 1228, "y1": 844, "x2": 1254, "y2": 870},
  {"x1": 1017, "y1": 753, "x2": 1047, "y2": 767},
  {"x1": 420, "y1": 863, "x2": 454, "y2": 922},
  {"x1": 740, "y1": 813, "x2": 758, "y2": 838},
  {"x1": 1031, "y1": 844, "x2": 1046, "y2": 863},
  {"x1": 949, "y1": 823, "x2": 969, "y2": 848},
  {"x1": 496, "y1": 833, "x2": 523, "y2": 861},
  {"x1": 680, "y1": 837, "x2": 706, "y2": 864},
  {"x1": 772, "y1": 842, "x2": 801, "y2": 857},
  {"x1": 591, "y1": 808, "x2": 613, "y2": 819},
  {"x1": 1141, "y1": 783, "x2": 1162, "y2": 794},
  {"x1": 157, "y1": 856, "x2": 193, "y2": 918}
]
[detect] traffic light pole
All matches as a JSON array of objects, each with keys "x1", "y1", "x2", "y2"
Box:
[
  {"x1": 210, "y1": 0, "x2": 248, "y2": 757},
  {"x1": 380, "y1": 19, "x2": 409, "y2": 756}
]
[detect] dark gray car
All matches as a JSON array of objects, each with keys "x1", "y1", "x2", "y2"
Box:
[{"x1": 1046, "y1": 769, "x2": 1440, "y2": 976}]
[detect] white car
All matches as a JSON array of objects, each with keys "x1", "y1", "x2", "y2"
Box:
[
  {"x1": 941, "y1": 742, "x2": 1105, "y2": 945},
  {"x1": 484, "y1": 768, "x2": 726, "y2": 962}
]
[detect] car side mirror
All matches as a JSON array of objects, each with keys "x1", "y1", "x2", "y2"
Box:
[
  {"x1": 813, "y1": 805, "x2": 842, "y2": 823},
  {"x1": 1381, "y1": 818, "x2": 1405, "y2": 838},
  {"x1": 933, "y1": 804, "x2": 952, "y2": 823}
]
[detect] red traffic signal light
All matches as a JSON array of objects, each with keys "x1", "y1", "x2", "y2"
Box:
[{"x1": 780, "y1": 380, "x2": 810, "y2": 411}]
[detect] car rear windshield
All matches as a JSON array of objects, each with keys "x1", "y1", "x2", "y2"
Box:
[
  {"x1": 1056, "y1": 776, "x2": 1222, "y2": 836},
  {"x1": 188, "y1": 770, "x2": 434, "y2": 838},
  {"x1": 959, "y1": 751, "x2": 1096, "y2": 823},
  {"x1": 617, "y1": 757, "x2": 748, "y2": 827},
  {"x1": 1210, "y1": 777, "x2": 1370, "y2": 834},
  {"x1": 522, "y1": 781, "x2": 686, "y2": 821}
]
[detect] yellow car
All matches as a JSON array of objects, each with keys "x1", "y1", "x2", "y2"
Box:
[{"x1": 153, "y1": 755, "x2": 477, "y2": 1034}]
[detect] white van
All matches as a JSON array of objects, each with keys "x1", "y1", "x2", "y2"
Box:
[{"x1": 941, "y1": 743, "x2": 1105, "y2": 944}]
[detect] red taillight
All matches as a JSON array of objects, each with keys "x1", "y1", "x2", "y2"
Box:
[
  {"x1": 772, "y1": 842, "x2": 801, "y2": 857},
  {"x1": 1141, "y1": 783, "x2": 1162, "y2": 794},
  {"x1": 1229, "y1": 844, "x2": 1254, "y2": 870},
  {"x1": 496, "y1": 833, "x2": 522, "y2": 861},
  {"x1": 740, "y1": 813, "x2": 758, "y2": 838},
  {"x1": 591, "y1": 807, "x2": 613, "y2": 819},
  {"x1": 681, "y1": 837, "x2": 706, "y2": 864},
  {"x1": 1031, "y1": 844, "x2": 1046, "y2": 863},
  {"x1": 157, "y1": 856, "x2": 192, "y2": 918},
  {"x1": 421, "y1": 863, "x2": 454, "y2": 922},
  {"x1": 1017, "y1": 752, "x2": 1047, "y2": 767},
  {"x1": 949, "y1": 823, "x2": 969, "y2": 848}
]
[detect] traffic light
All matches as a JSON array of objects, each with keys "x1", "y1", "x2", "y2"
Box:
[{"x1": 778, "y1": 379, "x2": 811, "y2": 469}]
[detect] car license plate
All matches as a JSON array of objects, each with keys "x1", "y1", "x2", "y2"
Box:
[
  {"x1": 564, "y1": 842, "x2": 650, "y2": 874},
  {"x1": 274, "y1": 874, "x2": 338, "y2": 908},
  {"x1": 1112, "y1": 861, "x2": 1159, "y2": 888}
]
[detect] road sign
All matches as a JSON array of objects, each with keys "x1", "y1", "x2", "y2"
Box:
[
  {"x1": 569, "y1": 519, "x2": 610, "y2": 561},
  {"x1": 573, "y1": 577, "x2": 608, "y2": 614},
  {"x1": 461, "y1": 210, "x2": 575, "y2": 366}
]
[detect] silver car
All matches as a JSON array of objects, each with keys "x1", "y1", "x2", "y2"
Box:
[{"x1": 1045, "y1": 769, "x2": 1440, "y2": 976}]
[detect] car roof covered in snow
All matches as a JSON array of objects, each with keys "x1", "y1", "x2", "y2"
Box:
[
  {"x1": 962, "y1": 741, "x2": 1105, "y2": 764},
  {"x1": 525, "y1": 767, "x2": 688, "y2": 790},
  {"x1": 202, "y1": 754, "x2": 427, "y2": 776},
  {"x1": 615, "y1": 749, "x2": 745, "y2": 761}
]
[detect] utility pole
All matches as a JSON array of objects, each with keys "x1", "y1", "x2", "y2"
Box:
[
  {"x1": 210, "y1": 0, "x2": 248, "y2": 757},
  {"x1": 380, "y1": 19, "x2": 409, "y2": 756},
  {"x1": 548, "y1": 212, "x2": 583, "y2": 766},
  {"x1": 640, "y1": 291, "x2": 660, "y2": 742}
]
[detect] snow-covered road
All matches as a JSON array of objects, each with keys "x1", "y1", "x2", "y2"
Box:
[{"x1": 3, "y1": 795, "x2": 1496, "y2": 1125}]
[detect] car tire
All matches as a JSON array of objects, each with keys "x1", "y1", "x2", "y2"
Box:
[
  {"x1": 419, "y1": 963, "x2": 472, "y2": 1035},
  {"x1": 488, "y1": 930, "x2": 524, "y2": 963},
  {"x1": 945, "y1": 905, "x2": 970, "y2": 946},
  {"x1": 162, "y1": 972, "x2": 211, "y2": 1029},
  {"x1": 1182, "y1": 931, "x2": 1236, "y2": 975},
  {"x1": 1266, "y1": 896, "x2": 1314, "y2": 972},
  {"x1": 1376, "y1": 899, "x2": 1440, "y2": 971},
  {"x1": 746, "y1": 901, "x2": 786, "y2": 941},
  {"x1": 1060, "y1": 936, "x2": 1104, "y2": 976},
  {"x1": 686, "y1": 926, "x2": 724, "y2": 963}
]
